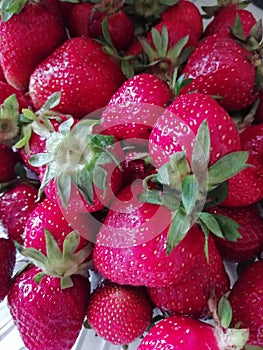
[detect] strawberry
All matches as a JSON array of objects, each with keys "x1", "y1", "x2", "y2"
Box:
[
  {"x1": 101, "y1": 73, "x2": 173, "y2": 144},
  {"x1": 148, "y1": 236, "x2": 229, "y2": 318},
  {"x1": 149, "y1": 92, "x2": 241, "y2": 168},
  {"x1": 68, "y1": 2, "x2": 94, "y2": 38},
  {"x1": 0, "y1": 182, "x2": 39, "y2": 244},
  {"x1": 0, "y1": 81, "x2": 32, "y2": 111},
  {"x1": 93, "y1": 181, "x2": 216, "y2": 288},
  {"x1": 138, "y1": 311, "x2": 249, "y2": 350},
  {"x1": 209, "y1": 204, "x2": 263, "y2": 261},
  {"x1": 0, "y1": 237, "x2": 16, "y2": 302},
  {"x1": 8, "y1": 230, "x2": 91, "y2": 350},
  {"x1": 43, "y1": 0, "x2": 74, "y2": 27},
  {"x1": 29, "y1": 37, "x2": 125, "y2": 118},
  {"x1": 203, "y1": 4, "x2": 257, "y2": 38},
  {"x1": 240, "y1": 123, "x2": 263, "y2": 156},
  {"x1": 181, "y1": 33, "x2": 259, "y2": 112},
  {"x1": 88, "y1": 0, "x2": 135, "y2": 51},
  {"x1": 86, "y1": 281, "x2": 153, "y2": 345},
  {"x1": 229, "y1": 260, "x2": 263, "y2": 346},
  {"x1": 0, "y1": 1, "x2": 67, "y2": 91},
  {"x1": 0, "y1": 143, "x2": 20, "y2": 183},
  {"x1": 161, "y1": 0, "x2": 203, "y2": 39}
]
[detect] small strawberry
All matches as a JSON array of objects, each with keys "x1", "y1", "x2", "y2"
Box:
[
  {"x1": 29, "y1": 37, "x2": 125, "y2": 118},
  {"x1": 209, "y1": 204, "x2": 263, "y2": 262},
  {"x1": 101, "y1": 73, "x2": 173, "y2": 144},
  {"x1": 0, "y1": 237, "x2": 16, "y2": 302},
  {"x1": 0, "y1": 1, "x2": 67, "y2": 91},
  {"x1": 229, "y1": 260, "x2": 263, "y2": 346},
  {"x1": 0, "y1": 143, "x2": 20, "y2": 183},
  {"x1": 149, "y1": 92, "x2": 241, "y2": 168},
  {"x1": 181, "y1": 32, "x2": 260, "y2": 112},
  {"x1": 161, "y1": 0, "x2": 203, "y2": 39},
  {"x1": 8, "y1": 230, "x2": 91, "y2": 350},
  {"x1": 86, "y1": 281, "x2": 153, "y2": 346},
  {"x1": 0, "y1": 182, "x2": 39, "y2": 244}
]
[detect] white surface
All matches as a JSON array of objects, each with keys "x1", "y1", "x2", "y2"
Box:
[{"x1": 1, "y1": 2, "x2": 263, "y2": 350}]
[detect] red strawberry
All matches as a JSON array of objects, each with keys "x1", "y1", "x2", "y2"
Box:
[
  {"x1": 43, "y1": 0, "x2": 74, "y2": 27},
  {"x1": 209, "y1": 204, "x2": 263, "y2": 261},
  {"x1": 0, "y1": 182, "x2": 39, "y2": 244},
  {"x1": 68, "y1": 2, "x2": 94, "y2": 38},
  {"x1": 93, "y1": 181, "x2": 215, "y2": 288},
  {"x1": 0, "y1": 2, "x2": 67, "y2": 91},
  {"x1": 0, "y1": 81, "x2": 32, "y2": 111},
  {"x1": 86, "y1": 281, "x2": 153, "y2": 345},
  {"x1": 8, "y1": 227, "x2": 92, "y2": 350},
  {"x1": 0, "y1": 237, "x2": 16, "y2": 301},
  {"x1": 148, "y1": 236, "x2": 230, "y2": 318},
  {"x1": 29, "y1": 37, "x2": 125, "y2": 118},
  {"x1": 101, "y1": 73, "x2": 173, "y2": 144},
  {"x1": 149, "y1": 92, "x2": 241, "y2": 168},
  {"x1": 229, "y1": 260, "x2": 263, "y2": 346},
  {"x1": 0, "y1": 65, "x2": 6, "y2": 82},
  {"x1": 240, "y1": 123, "x2": 263, "y2": 156},
  {"x1": 138, "y1": 313, "x2": 249, "y2": 350},
  {"x1": 204, "y1": 4, "x2": 257, "y2": 38},
  {"x1": 181, "y1": 33, "x2": 259, "y2": 111},
  {"x1": 161, "y1": 0, "x2": 203, "y2": 39},
  {"x1": 0, "y1": 143, "x2": 19, "y2": 183}
]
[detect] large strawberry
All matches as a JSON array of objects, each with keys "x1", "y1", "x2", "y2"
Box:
[
  {"x1": 8, "y1": 230, "x2": 91, "y2": 350},
  {"x1": 208, "y1": 204, "x2": 263, "y2": 262},
  {"x1": 0, "y1": 182, "x2": 39, "y2": 244},
  {"x1": 0, "y1": 1, "x2": 67, "y2": 91},
  {"x1": 229, "y1": 260, "x2": 263, "y2": 346},
  {"x1": 181, "y1": 32, "x2": 260, "y2": 112},
  {"x1": 29, "y1": 37, "x2": 125, "y2": 118},
  {"x1": 101, "y1": 73, "x2": 173, "y2": 144},
  {"x1": 149, "y1": 92, "x2": 241, "y2": 168},
  {"x1": 86, "y1": 281, "x2": 153, "y2": 345},
  {"x1": 0, "y1": 237, "x2": 16, "y2": 301}
]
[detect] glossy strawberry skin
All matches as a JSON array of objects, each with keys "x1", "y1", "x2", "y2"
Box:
[
  {"x1": 229, "y1": 260, "x2": 263, "y2": 346},
  {"x1": 0, "y1": 143, "x2": 20, "y2": 183},
  {"x1": 0, "y1": 182, "x2": 39, "y2": 244},
  {"x1": 0, "y1": 238, "x2": 16, "y2": 302},
  {"x1": 93, "y1": 182, "x2": 212, "y2": 288},
  {"x1": 0, "y1": 3, "x2": 67, "y2": 91},
  {"x1": 209, "y1": 205, "x2": 263, "y2": 262},
  {"x1": 149, "y1": 92, "x2": 241, "y2": 168},
  {"x1": 181, "y1": 34, "x2": 258, "y2": 112},
  {"x1": 87, "y1": 281, "x2": 153, "y2": 345},
  {"x1": 29, "y1": 37, "x2": 125, "y2": 118},
  {"x1": 138, "y1": 315, "x2": 220, "y2": 350},
  {"x1": 8, "y1": 266, "x2": 90, "y2": 350}
]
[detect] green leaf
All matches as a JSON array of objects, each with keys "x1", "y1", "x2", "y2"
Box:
[
  {"x1": 192, "y1": 120, "x2": 210, "y2": 169},
  {"x1": 181, "y1": 174, "x2": 198, "y2": 215},
  {"x1": 211, "y1": 214, "x2": 241, "y2": 242},
  {"x1": 166, "y1": 208, "x2": 190, "y2": 255},
  {"x1": 0, "y1": 0, "x2": 28, "y2": 22},
  {"x1": 93, "y1": 165, "x2": 108, "y2": 197},
  {"x1": 22, "y1": 247, "x2": 48, "y2": 266},
  {"x1": 22, "y1": 108, "x2": 37, "y2": 121},
  {"x1": 57, "y1": 173, "x2": 72, "y2": 208},
  {"x1": 90, "y1": 134, "x2": 115, "y2": 150},
  {"x1": 39, "y1": 92, "x2": 61, "y2": 112},
  {"x1": 60, "y1": 276, "x2": 74, "y2": 289},
  {"x1": 205, "y1": 181, "x2": 229, "y2": 208},
  {"x1": 58, "y1": 117, "x2": 74, "y2": 135},
  {"x1": 167, "y1": 35, "x2": 189, "y2": 60},
  {"x1": 102, "y1": 17, "x2": 114, "y2": 48},
  {"x1": 198, "y1": 212, "x2": 224, "y2": 238},
  {"x1": 62, "y1": 231, "x2": 80, "y2": 257},
  {"x1": 29, "y1": 153, "x2": 53, "y2": 167},
  {"x1": 208, "y1": 151, "x2": 249, "y2": 191},
  {"x1": 44, "y1": 228, "x2": 62, "y2": 261},
  {"x1": 72, "y1": 170, "x2": 94, "y2": 204},
  {"x1": 218, "y1": 294, "x2": 232, "y2": 329},
  {"x1": 33, "y1": 272, "x2": 46, "y2": 284},
  {"x1": 138, "y1": 190, "x2": 164, "y2": 206},
  {"x1": 198, "y1": 220, "x2": 210, "y2": 261},
  {"x1": 37, "y1": 165, "x2": 56, "y2": 200},
  {"x1": 121, "y1": 59, "x2": 135, "y2": 79}
]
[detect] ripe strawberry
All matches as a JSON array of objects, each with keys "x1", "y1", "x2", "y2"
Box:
[
  {"x1": 0, "y1": 81, "x2": 32, "y2": 111},
  {"x1": 0, "y1": 237, "x2": 16, "y2": 302},
  {"x1": 86, "y1": 281, "x2": 153, "y2": 345},
  {"x1": 43, "y1": 0, "x2": 74, "y2": 27},
  {"x1": 149, "y1": 92, "x2": 241, "y2": 168},
  {"x1": 161, "y1": 0, "x2": 203, "y2": 39},
  {"x1": 0, "y1": 143, "x2": 19, "y2": 183},
  {"x1": 0, "y1": 2, "x2": 67, "y2": 91},
  {"x1": 204, "y1": 4, "x2": 257, "y2": 38},
  {"x1": 0, "y1": 182, "x2": 39, "y2": 244},
  {"x1": 240, "y1": 123, "x2": 263, "y2": 156},
  {"x1": 8, "y1": 228, "x2": 92, "y2": 349},
  {"x1": 147, "y1": 236, "x2": 230, "y2": 318},
  {"x1": 101, "y1": 73, "x2": 173, "y2": 144},
  {"x1": 68, "y1": 2, "x2": 94, "y2": 38},
  {"x1": 229, "y1": 260, "x2": 263, "y2": 346},
  {"x1": 29, "y1": 37, "x2": 125, "y2": 118},
  {"x1": 208, "y1": 204, "x2": 263, "y2": 262},
  {"x1": 138, "y1": 312, "x2": 249, "y2": 350},
  {"x1": 181, "y1": 33, "x2": 259, "y2": 112},
  {"x1": 93, "y1": 181, "x2": 214, "y2": 288}
]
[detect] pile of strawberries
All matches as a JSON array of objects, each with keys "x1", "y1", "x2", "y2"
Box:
[{"x1": 0, "y1": 0, "x2": 263, "y2": 349}]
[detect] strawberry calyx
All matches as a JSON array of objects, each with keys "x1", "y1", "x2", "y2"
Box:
[
  {"x1": 139, "y1": 120, "x2": 249, "y2": 255},
  {"x1": 29, "y1": 117, "x2": 120, "y2": 207},
  {"x1": 128, "y1": 0, "x2": 179, "y2": 20},
  {"x1": 91, "y1": 0, "x2": 125, "y2": 16},
  {"x1": 0, "y1": 94, "x2": 20, "y2": 143},
  {"x1": 202, "y1": 0, "x2": 251, "y2": 19},
  {"x1": 22, "y1": 229, "x2": 92, "y2": 289}
]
